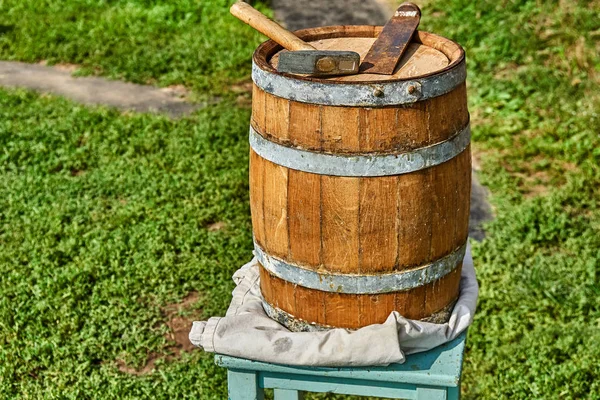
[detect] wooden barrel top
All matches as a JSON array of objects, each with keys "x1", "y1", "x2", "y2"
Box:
[
  {"x1": 270, "y1": 39, "x2": 449, "y2": 81},
  {"x1": 253, "y1": 26, "x2": 465, "y2": 84}
]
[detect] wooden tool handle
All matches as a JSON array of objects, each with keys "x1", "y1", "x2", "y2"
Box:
[{"x1": 230, "y1": 2, "x2": 314, "y2": 51}]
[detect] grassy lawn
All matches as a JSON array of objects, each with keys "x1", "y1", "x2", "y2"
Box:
[{"x1": 0, "y1": 0, "x2": 599, "y2": 399}]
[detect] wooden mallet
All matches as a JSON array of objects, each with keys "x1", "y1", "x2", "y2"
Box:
[{"x1": 230, "y1": 2, "x2": 360, "y2": 77}]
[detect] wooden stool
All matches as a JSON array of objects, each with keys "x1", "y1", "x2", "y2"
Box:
[{"x1": 215, "y1": 331, "x2": 466, "y2": 399}]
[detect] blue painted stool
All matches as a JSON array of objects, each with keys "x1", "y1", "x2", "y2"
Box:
[{"x1": 215, "y1": 331, "x2": 466, "y2": 399}]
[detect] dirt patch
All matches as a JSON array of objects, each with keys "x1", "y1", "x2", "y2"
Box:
[
  {"x1": 116, "y1": 291, "x2": 202, "y2": 376},
  {"x1": 471, "y1": 146, "x2": 485, "y2": 172},
  {"x1": 38, "y1": 60, "x2": 80, "y2": 73},
  {"x1": 207, "y1": 221, "x2": 227, "y2": 231},
  {"x1": 162, "y1": 291, "x2": 200, "y2": 354},
  {"x1": 166, "y1": 316, "x2": 196, "y2": 353},
  {"x1": 69, "y1": 168, "x2": 85, "y2": 177},
  {"x1": 160, "y1": 84, "x2": 190, "y2": 99},
  {"x1": 493, "y1": 62, "x2": 529, "y2": 80},
  {"x1": 230, "y1": 80, "x2": 253, "y2": 93},
  {"x1": 509, "y1": 155, "x2": 578, "y2": 198},
  {"x1": 535, "y1": 7, "x2": 598, "y2": 81},
  {"x1": 116, "y1": 353, "x2": 161, "y2": 376},
  {"x1": 514, "y1": 170, "x2": 552, "y2": 198},
  {"x1": 231, "y1": 80, "x2": 253, "y2": 108}
]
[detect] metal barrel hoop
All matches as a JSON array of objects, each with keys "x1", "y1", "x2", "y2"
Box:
[
  {"x1": 251, "y1": 58, "x2": 466, "y2": 107},
  {"x1": 254, "y1": 241, "x2": 467, "y2": 294},
  {"x1": 249, "y1": 122, "x2": 470, "y2": 177},
  {"x1": 261, "y1": 299, "x2": 458, "y2": 332}
]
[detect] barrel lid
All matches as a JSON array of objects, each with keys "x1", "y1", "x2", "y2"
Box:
[
  {"x1": 254, "y1": 26, "x2": 464, "y2": 84},
  {"x1": 253, "y1": 26, "x2": 465, "y2": 106},
  {"x1": 271, "y1": 38, "x2": 448, "y2": 82}
]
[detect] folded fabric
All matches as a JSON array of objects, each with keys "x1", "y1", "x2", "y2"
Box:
[{"x1": 189, "y1": 242, "x2": 478, "y2": 367}]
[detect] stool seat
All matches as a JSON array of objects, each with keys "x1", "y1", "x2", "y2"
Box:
[{"x1": 215, "y1": 331, "x2": 467, "y2": 399}]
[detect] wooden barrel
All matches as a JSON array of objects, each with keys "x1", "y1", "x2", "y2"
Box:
[{"x1": 249, "y1": 26, "x2": 471, "y2": 330}]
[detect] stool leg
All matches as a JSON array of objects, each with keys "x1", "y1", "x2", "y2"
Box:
[
  {"x1": 227, "y1": 369, "x2": 264, "y2": 400},
  {"x1": 274, "y1": 389, "x2": 305, "y2": 400},
  {"x1": 416, "y1": 387, "x2": 447, "y2": 400},
  {"x1": 447, "y1": 385, "x2": 460, "y2": 400}
]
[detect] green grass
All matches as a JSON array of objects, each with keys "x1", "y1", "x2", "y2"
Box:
[
  {"x1": 419, "y1": 0, "x2": 600, "y2": 398},
  {"x1": 0, "y1": 0, "x2": 269, "y2": 96},
  {"x1": 0, "y1": 91, "x2": 252, "y2": 398},
  {"x1": 0, "y1": 0, "x2": 599, "y2": 399}
]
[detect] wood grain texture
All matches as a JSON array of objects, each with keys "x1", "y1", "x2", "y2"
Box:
[
  {"x1": 270, "y1": 39, "x2": 449, "y2": 82},
  {"x1": 429, "y1": 157, "x2": 458, "y2": 261},
  {"x1": 359, "y1": 177, "x2": 398, "y2": 273},
  {"x1": 321, "y1": 106, "x2": 360, "y2": 153},
  {"x1": 360, "y1": 293, "x2": 397, "y2": 324},
  {"x1": 259, "y1": 263, "x2": 273, "y2": 304},
  {"x1": 288, "y1": 101, "x2": 321, "y2": 149},
  {"x1": 424, "y1": 263, "x2": 462, "y2": 316},
  {"x1": 358, "y1": 107, "x2": 397, "y2": 153},
  {"x1": 266, "y1": 267, "x2": 296, "y2": 312},
  {"x1": 397, "y1": 169, "x2": 433, "y2": 268},
  {"x1": 262, "y1": 158, "x2": 289, "y2": 259},
  {"x1": 265, "y1": 93, "x2": 289, "y2": 142},
  {"x1": 395, "y1": 284, "x2": 426, "y2": 320},
  {"x1": 251, "y1": 85, "x2": 266, "y2": 132},
  {"x1": 321, "y1": 176, "x2": 360, "y2": 273},
  {"x1": 427, "y1": 83, "x2": 469, "y2": 143},
  {"x1": 288, "y1": 170, "x2": 321, "y2": 267},
  {"x1": 249, "y1": 149, "x2": 266, "y2": 247},
  {"x1": 325, "y1": 293, "x2": 361, "y2": 327},
  {"x1": 286, "y1": 99, "x2": 322, "y2": 267},
  {"x1": 294, "y1": 281, "x2": 326, "y2": 325},
  {"x1": 254, "y1": 26, "x2": 464, "y2": 85},
  {"x1": 454, "y1": 147, "x2": 472, "y2": 243}
]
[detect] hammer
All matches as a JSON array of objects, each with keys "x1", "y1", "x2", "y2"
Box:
[{"x1": 230, "y1": 1, "x2": 360, "y2": 77}]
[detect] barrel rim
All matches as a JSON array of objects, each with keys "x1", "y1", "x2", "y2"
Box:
[{"x1": 252, "y1": 26, "x2": 465, "y2": 85}]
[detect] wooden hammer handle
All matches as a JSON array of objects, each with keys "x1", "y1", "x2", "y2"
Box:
[{"x1": 230, "y1": 2, "x2": 314, "y2": 51}]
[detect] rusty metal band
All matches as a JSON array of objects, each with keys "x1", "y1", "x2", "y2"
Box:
[
  {"x1": 249, "y1": 123, "x2": 470, "y2": 177},
  {"x1": 252, "y1": 60, "x2": 466, "y2": 106},
  {"x1": 254, "y1": 241, "x2": 466, "y2": 294},
  {"x1": 261, "y1": 299, "x2": 457, "y2": 332},
  {"x1": 261, "y1": 301, "x2": 332, "y2": 332}
]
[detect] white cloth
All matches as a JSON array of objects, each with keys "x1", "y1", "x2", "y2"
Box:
[{"x1": 189, "y1": 243, "x2": 478, "y2": 367}]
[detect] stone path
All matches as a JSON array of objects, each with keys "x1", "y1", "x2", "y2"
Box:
[
  {"x1": 272, "y1": 0, "x2": 391, "y2": 30},
  {"x1": 469, "y1": 174, "x2": 493, "y2": 241},
  {"x1": 0, "y1": 61, "x2": 200, "y2": 118}
]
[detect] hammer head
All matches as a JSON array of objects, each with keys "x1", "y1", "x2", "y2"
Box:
[{"x1": 277, "y1": 50, "x2": 360, "y2": 77}]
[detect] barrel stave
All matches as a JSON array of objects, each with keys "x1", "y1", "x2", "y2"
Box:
[
  {"x1": 250, "y1": 84, "x2": 469, "y2": 154},
  {"x1": 289, "y1": 101, "x2": 320, "y2": 148},
  {"x1": 321, "y1": 176, "x2": 360, "y2": 273},
  {"x1": 262, "y1": 158, "x2": 289, "y2": 259},
  {"x1": 359, "y1": 176, "x2": 398, "y2": 273}
]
